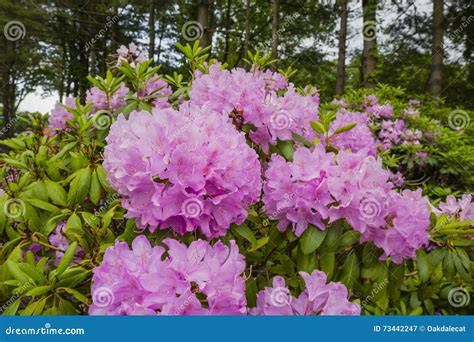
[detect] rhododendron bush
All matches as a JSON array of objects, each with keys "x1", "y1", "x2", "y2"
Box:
[{"x1": 0, "y1": 43, "x2": 473, "y2": 316}]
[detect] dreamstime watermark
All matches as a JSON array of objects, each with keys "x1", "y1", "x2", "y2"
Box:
[
  {"x1": 84, "y1": 193, "x2": 120, "y2": 227},
  {"x1": 362, "y1": 20, "x2": 377, "y2": 41},
  {"x1": 181, "y1": 198, "x2": 203, "y2": 218},
  {"x1": 361, "y1": 278, "x2": 388, "y2": 307},
  {"x1": 181, "y1": 21, "x2": 203, "y2": 41},
  {"x1": 3, "y1": 21, "x2": 26, "y2": 41},
  {"x1": 174, "y1": 287, "x2": 204, "y2": 315},
  {"x1": 0, "y1": 278, "x2": 35, "y2": 314},
  {"x1": 92, "y1": 286, "x2": 115, "y2": 308},
  {"x1": 269, "y1": 193, "x2": 297, "y2": 220},
  {"x1": 259, "y1": 13, "x2": 298, "y2": 51},
  {"x1": 5, "y1": 323, "x2": 85, "y2": 336},
  {"x1": 270, "y1": 110, "x2": 292, "y2": 131},
  {"x1": 359, "y1": 197, "x2": 387, "y2": 222},
  {"x1": 448, "y1": 287, "x2": 470, "y2": 308},
  {"x1": 92, "y1": 111, "x2": 113, "y2": 130},
  {"x1": 1, "y1": 117, "x2": 19, "y2": 135},
  {"x1": 448, "y1": 109, "x2": 470, "y2": 131},
  {"x1": 442, "y1": 15, "x2": 474, "y2": 50},
  {"x1": 85, "y1": 15, "x2": 120, "y2": 51},
  {"x1": 3, "y1": 198, "x2": 26, "y2": 219},
  {"x1": 270, "y1": 287, "x2": 292, "y2": 307},
  {"x1": 168, "y1": 110, "x2": 205, "y2": 140},
  {"x1": 445, "y1": 0, "x2": 474, "y2": 7}
]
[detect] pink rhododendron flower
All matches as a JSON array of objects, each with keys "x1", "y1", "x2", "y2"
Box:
[
  {"x1": 362, "y1": 189, "x2": 431, "y2": 263},
  {"x1": 137, "y1": 75, "x2": 172, "y2": 109},
  {"x1": 433, "y1": 194, "x2": 474, "y2": 222},
  {"x1": 263, "y1": 145, "x2": 335, "y2": 236},
  {"x1": 89, "y1": 236, "x2": 247, "y2": 315},
  {"x1": 377, "y1": 119, "x2": 422, "y2": 150},
  {"x1": 250, "y1": 270, "x2": 360, "y2": 315},
  {"x1": 326, "y1": 111, "x2": 377, "y2": 156},
  {"x1": 363, "y1": 95, "x2": 393, "y2": 119},
  {"x1": 189, "y1": 63, "x2": 319, "y2": 153},
  {"x1": 86, "y1": 84, "x2": 130, "y2": 113},
  {"x1": 263, "y1": 145, "x2": 431, "y2": 263},
  {"x1": 48, "y1": 97, "x2": 75, "y2": 130},
  {"x1": 104, "y1": 104, "x2": 262, "y2": 238},
  {"x1": 48, "y1": 221, "x2": 84, "y2": 266},
  {"x1": 116, "y1": 42, "x2": 146, "y2": 67}
]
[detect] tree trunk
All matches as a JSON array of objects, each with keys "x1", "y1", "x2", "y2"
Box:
[
  {"x1": 1, "y1": 41, "x2": 14, "y2": 138},
  {"x1": 336, "y1": 0, "x2": 348, "y2": 95},
  {"x1": 149, "y1": 0, "x2": 156, "y2": 61},
  {"x1": 244, "y1": 0, "x2": 251, "y2": 58},
  {"x1": 271, "y1": 0, "x2": 279, "y2": 60},
  {"x1": 429, "y1": 0, "x2": 444, "y2": 97},
  {"x1": 59, "y1": 37, "x2": 67, "y2": 102},
  {"x1": 223, "y1": 0, "x2": 232, "y2": 63},
  {"x1": 361, "y1": 0, "x2": 377, "y2": 88},
  {"x1": 111, "y1": 5, "x2": 120, "y2": 53},
  {"x1": 90, "y1": 43, "x2": 96, "y2": 75},
  {"x1": 2, "y1": 71, "x2": 11, "y2": 138},
  {"x1": 198, "y1": 0, "x2": 211, "y2": 48}
]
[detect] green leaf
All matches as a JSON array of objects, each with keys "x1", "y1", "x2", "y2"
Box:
[
  {"x1": 18, "y1": 263, "x2": 45, "y2": 285},
  {"x1": 320, "y1": 222, "x2": 342, "y2": 252},
  {"x1": 291, "y1": 132, "x2": 312, "y2": 148},
  {"x1": 387, "y1": 262, "x2": 405, "y2": 300},
  {"x1": 300, "y1": 226, "x2": 327, "y2": 255},
  {"x1": 32, "y1": 297, "x2": 47, "y2": 315},
  {"x1": 416, "y1": 249, "x2": 431, "y2": 282},
  {"x1": 409, "y1": 307, "x2": 423, "y2": 315},
  {"x1": 332, "y1": 123, "x2": 357, "y2": 135},
  {"x1": 2, "y1": 298, "x2": 21, "y2": 315},
  {"x1": 6, "y1": 260, "x2": 31, "y2": 284},
  {"x1": 25, "y1": 286, "x2": 51, "y2": 297},
  {"x1": 89, "y1": 170, "x2": 102, "y2": 205},
  {"x1": 296, "y1": 248, "x2": 318, "y2": 273},
  {"x1": 278, "y1": 140, "x2": 294, "y2": 161},
  {"x1": 45, "y1": 180, "x2": 68, "y2": 206},
  {"x1": 245, "y1": 277, "x2": 258, "y2": 308},
  {"x1": 232, "y1": 223, "x2": 257, "y2": 245},
  {"x1": 49, "y1": 141, "x2": 78, "y2": 163},
  {"x1": 452, "y1": 252, "x2": 471, "y2": 281},
  {"x1": 58, "y1": 287, "x2": 89, "y2": 304},
  {"x1": 310, "y1": 121, "x2": 325, "y2": 135},
  {"x1": 25, "y1": 198, "x2": 59, "y2": 212},
  {"x1": 56, "y1": 270, "x2": 90, "y2": 288},
  {"x1": 248, "y1": 237, "x2": 269, "y2": 252},
  {"x1": 340, "y1": 253, "x2": 360, "y2": 289},
  {"x1": 96, "y1": 165, "x2": 113, "y2": 193},
  {"x1": 67, "y1": 167, "x2": 92, "y2": 206},
  {"x1": 320, "y1": 251, "x2": 335, "y2": 280},
  {"x1": 442, "y1": 252, "x2": 455, "y2": 280},
  {"x1": 56, "y1": 242, "x2": 78, "y2": 276}
]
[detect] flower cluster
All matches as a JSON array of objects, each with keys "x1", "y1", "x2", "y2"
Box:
[
  {"x1": 116, "y1": 42, "x2": 146, "y2": 67},
  {"x1": 89, "y1": 236, "x2": 247, "y2": 315},
  {"x1": 250, "y1": 270, "x2": 360, "y2": 315},
  {"x1": 263, "y1": 146, "x2": 431, "y2": 263},
  {"x1": 48, "y1": 97, "x2": 75, "y2": 130},
  {"x1": 363, "y1": 95, "x2": 393, "y2": 119},
  {"x1": 377, "y1": 119, "x2": 422, "y2": 151},
  {"x1": 137, "y1": 75, "x2": 172, "y2": 109},
  {"x1": 433, "y1": 194, "x2": 474, "y2": 222},
  {"x1": 189, "y1": 63, "x2": 319, "y2": 153},
  {"x1": 103, "y1": 105, "x2": 262, "y2": 238},
  {"x1": 86, "y1": 84, "x2": 130, "y2": 113},
  {"x1": 48, "y1": 221, "x2": 84, "y2": 266},
  {"x1": 404, "y1": 99, "x2": 421, "y2": 117},
  {"x1": 326, "y1": 111, "x2": 377, "y2": 156}
]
